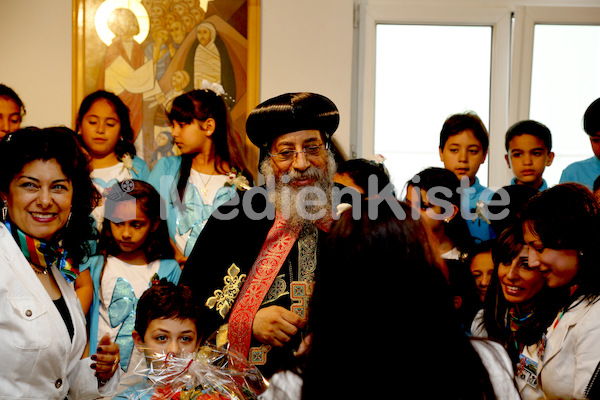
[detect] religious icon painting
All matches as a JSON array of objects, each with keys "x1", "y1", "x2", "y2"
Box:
[{"x1": 74, "y1": 0, "x2": 260, "y2": 175}]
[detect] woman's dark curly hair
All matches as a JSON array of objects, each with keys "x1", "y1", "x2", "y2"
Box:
[
  {"x1": 0, "y1": 126, "x2": 101, "y2": 265},
  {"x1": 75, "y1": 90, "x2": 136, "y2": 159},
  {"x1": 479, "y1": 224, "x2": 569, "y2": 364},
  {"x1": 303, "y1": 199, "x2": 496, "y2": 399}
]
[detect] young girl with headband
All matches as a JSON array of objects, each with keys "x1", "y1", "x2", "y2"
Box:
[{"x1": 149, "y1": 87, "x2": 250, "y2": 266}]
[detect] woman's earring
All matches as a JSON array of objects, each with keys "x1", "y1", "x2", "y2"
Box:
[
  {"x1": 1, "y1": 203, "x2": 6, "y2": 221},
  {"x1": 66, "y1": 211, "x2": 72, "y2": 228},
  {"x1": 443, "y1": 218, "x2": 450, "y2": 223}
]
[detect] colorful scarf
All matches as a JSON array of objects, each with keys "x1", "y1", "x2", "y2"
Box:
[
  {"x1": 508, "y1": 307, "x2": 534, "y2": 332},
  {"x1": 5, "y1": 220, "x2": 79, "y2": 283}
]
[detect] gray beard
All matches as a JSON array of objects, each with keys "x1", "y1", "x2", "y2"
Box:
[{"x1": 260, "y1": 150, "x2": 337, "y2": 229}]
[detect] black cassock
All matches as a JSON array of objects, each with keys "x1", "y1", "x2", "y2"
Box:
[{"x1": 179, "y1": 186, "x2": 332, "y2": 378}]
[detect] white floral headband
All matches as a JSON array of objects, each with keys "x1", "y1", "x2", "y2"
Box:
[
  {"x1": 201, "y1": 79, "x2": 225, "y2": 96},
  {"x1": 200, "y1": 79, "x2": 235, "y2": 105}
]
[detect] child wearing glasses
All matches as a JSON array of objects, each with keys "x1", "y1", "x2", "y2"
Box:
[{"x1": 148, "y1": 87, "x2": 251, "y2": 267}]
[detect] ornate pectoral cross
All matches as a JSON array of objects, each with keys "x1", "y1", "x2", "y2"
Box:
[{"x1": 290, "y1": 280, "x2": 314, "y2": 320}]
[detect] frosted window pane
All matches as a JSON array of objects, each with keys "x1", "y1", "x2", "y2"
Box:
[
  {"x1": 529, "y1": 24, "x2": 600, "y2": 187},
  {"x1": 374, "y1": 24, "x2": 492, "y2": 196}
]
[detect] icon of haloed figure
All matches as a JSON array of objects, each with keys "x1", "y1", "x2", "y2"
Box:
[{"x1": 98, "y1": 7, "x2": 155, "y2": 141}]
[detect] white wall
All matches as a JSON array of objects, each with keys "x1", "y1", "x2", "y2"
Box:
[
  {"x1": 4, "y1": 0, "x2": 591, "y2": 160},
  {"x1": 0, "y1": 0, "x2": 355, "y2": 154},
  {"x1": 0, "y1": 0, "x2": 73, "y2": 129},
  {"x1": 260, "y1": 0, "x2": 354, "y2": 157}
]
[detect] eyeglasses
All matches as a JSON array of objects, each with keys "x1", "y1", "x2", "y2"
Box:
[{"x1": 268, "y1": 143, "x2": 328, "y2": 163}]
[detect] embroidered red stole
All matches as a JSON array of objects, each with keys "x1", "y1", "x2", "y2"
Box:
[
  {"x1": 228, "y1": 212, "x2": 301, "y2": 358},
  {"x1": 228, "y1": 212, "x2": 332, "y2": 359}
]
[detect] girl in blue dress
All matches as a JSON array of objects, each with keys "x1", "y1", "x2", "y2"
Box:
[
  {"x1": 81, "y1": 180, "x2": 180, "y2": 391},
  {"x1": 149, "y1": 87, "x2": 250, "y2": 266}
]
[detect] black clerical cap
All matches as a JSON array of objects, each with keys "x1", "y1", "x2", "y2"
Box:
[{"x1": 246, "y1": 92, "x2": 340, "y2": 152}]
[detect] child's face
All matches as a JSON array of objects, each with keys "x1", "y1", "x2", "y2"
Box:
[
  {"x1": 0, "y1": 97, "x2": 21, "y2": 138},
  {"x1": 498, "y1": 245, "x2": 544, "y2": 305},
  {"x1": 439, "y1": 130, "x2": 487, "y2": 185},
  {"x1": 109, "y1": 201, "x2": 154, "y2": 254},
  {"x1": 469, "y1": 250, "x2": 494, "y2": 302},
  {"x1": 79, "y1": 98, "x2": 121, "y2": 158},
  {"x1": 133, "y1": 317, "x2": 199, "y2": 367},
  {"x1": 505, "y1": 134, "x2": 554, "y2": 188},
  {"x1": 590, "y1": 133, "x2": 600, "y2": 160},
  {"x1": 171, "y1": 119, "x2": 213, "y2": 155}
]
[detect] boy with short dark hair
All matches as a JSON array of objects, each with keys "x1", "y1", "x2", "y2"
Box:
[
  {"x1": 114, "y1": 280, "x2": 202, "y2": 399},
  {"x1": 439, "y1": 111, "x2": 495, "y2": 243},
  {"x1": 505, "y1": 119, "x2": 555, "y2": 191},
  {"x1": 560, "y1": 97, "x2": 600, "y2": 190}
]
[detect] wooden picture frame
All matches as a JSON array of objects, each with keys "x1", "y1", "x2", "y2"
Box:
[{"x1": 73, "y1": 0, "x2": 260, "y2": 179}]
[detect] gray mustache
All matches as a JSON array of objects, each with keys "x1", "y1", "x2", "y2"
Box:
[{"x1": 282, "y1": 167, "x2": 324, "y2": 183}]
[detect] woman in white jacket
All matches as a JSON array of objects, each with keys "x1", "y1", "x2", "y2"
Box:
[
  {"x1": 0, "y1": 127, "x2": 121, "y2": 399},
  {"x1": 518, "y1": 183, "x2": 600, "y2": 400}
]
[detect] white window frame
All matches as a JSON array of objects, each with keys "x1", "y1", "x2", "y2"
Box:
[
  {"x1": 356, "y1": 2, "x2": 600, "y2": 189},
  {"x1": 355, "y1": 3, "x2": 512, "y2": 188},
  {"x1": 509, "y1": 5, "x2": 600, "y2": 123}
]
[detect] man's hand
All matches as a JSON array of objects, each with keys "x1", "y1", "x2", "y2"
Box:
[{"x1": 252, "y1": 306, "x2": 306, "y2": 347}]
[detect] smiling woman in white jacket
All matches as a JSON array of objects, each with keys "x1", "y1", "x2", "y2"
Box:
[
  {"x1": 0, "y1": 127, "x2": 121, "y2": 399},
  {"x1": 517, "y1": 183, "x2": 600, "y2": 400}
]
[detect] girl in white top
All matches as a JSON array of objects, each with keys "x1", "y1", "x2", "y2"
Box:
[
  {"x1": 81, "y1": 180, "x2": 180, "y2": 392},
  {"x1": 76, "y1": 90, "x2": 150, "y2": 232}
]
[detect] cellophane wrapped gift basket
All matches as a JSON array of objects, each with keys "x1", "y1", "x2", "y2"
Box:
[{"x1": 119, "y1": 342, "x2": 268, "y2": 400}]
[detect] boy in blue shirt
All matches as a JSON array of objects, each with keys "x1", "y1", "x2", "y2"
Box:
[
  {"x1": 560, "y1": 97, "x2": 600, "y2": 190},
  {"x1": 505, "y1": 120, "x2": 554, "y2": 191},
  {"x1": 439, "y1": 112, "x2": 495, "y2": 243},
  {"x1": 115, "y1": 280, "x2": 202, "y2": 400}
]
